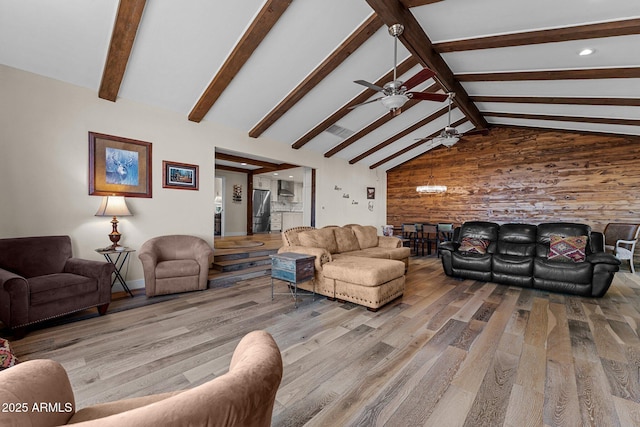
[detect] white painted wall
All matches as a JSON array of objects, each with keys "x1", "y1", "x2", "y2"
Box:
[
  {"x1": 214, "y1": 170, "x2": 247, "y2": 236},
  {"x1": 0, "y1": 65, "x2": 387, "y2": 289}
]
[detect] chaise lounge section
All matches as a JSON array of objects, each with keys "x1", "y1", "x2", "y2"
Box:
[
  {"x1": 440, "y1": 221, "x2": 621, "y2": 297},
  {"x1": 280, "y1": 225, "x2": 410, "y2": 310}
]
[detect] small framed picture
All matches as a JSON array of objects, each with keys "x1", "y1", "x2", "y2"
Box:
[
  {"x1": 162, "y1": 161, "x2": 199, "y2": 190},
  {"x1": 367, "y1": 187, "x2": 375, "y2": 199}
]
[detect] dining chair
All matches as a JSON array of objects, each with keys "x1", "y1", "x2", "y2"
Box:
[
  {"x1": 603, "y1": 223, "x2": 640, "y2": 273},
  {"x1": 401, "y1": 223, "x2": 417, "y2": 253},
  {"x1": 415, "y1": 224, "x2": 438, "y2": 256}
]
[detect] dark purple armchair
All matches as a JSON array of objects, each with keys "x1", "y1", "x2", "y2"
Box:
[{"x1": 0, "y1": 236, "x2": 115, "y2": 338}]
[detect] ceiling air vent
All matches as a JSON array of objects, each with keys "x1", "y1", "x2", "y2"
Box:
[{"x1": 326, "y1": 124, "x2": 354, "y2": 139}]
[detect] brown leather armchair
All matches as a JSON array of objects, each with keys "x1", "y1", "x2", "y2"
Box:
[
  {"x1": 0, "y1": 330, "x2": 283, "y2": 427},
  {"x1": 0, "y1": 236, "x2": 114, "y2": 337},
  {"x1": 138, "y1": 235, "x2": 213, "y2": 297}
]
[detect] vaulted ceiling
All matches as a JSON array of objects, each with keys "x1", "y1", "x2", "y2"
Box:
[{"x1": 2, "y1": 0, "x2": 638, "y2": 172}]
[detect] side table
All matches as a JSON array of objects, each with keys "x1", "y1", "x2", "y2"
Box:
[
  {"x1": 270, "y1": 252, "x2": 315, "y2": 308},
  {"x1": 96, "y1": 247, "x2": 135, "y2": 297}
]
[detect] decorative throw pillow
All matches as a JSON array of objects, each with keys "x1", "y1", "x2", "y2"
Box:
[
  {"x1": 333, "y1": 227, "x2": 360, "y2": 253},
  {"x1": 0, "y1": 338, "x2": 18, "y2": 370},
  {"x1": 458, "y1": 237, "x2": 490, "y2": 254},
  {"x1": 548, "y1": 235, "x2": 587, "y2": 263},
  {"x1": 298, "y1": 228, "x2": 339, "y2": 254}
]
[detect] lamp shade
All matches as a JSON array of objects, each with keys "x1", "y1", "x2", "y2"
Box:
[{"x1": 95, "y1": 196, "x2": 132, "y2": 217}]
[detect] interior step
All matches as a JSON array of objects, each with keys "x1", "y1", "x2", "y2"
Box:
[
  {"x1": 208, "y1": 265, "x2": 272, "y2": 288},
  {"x1": 214, "y1": 248, "x2": 278, "y2": 263},
  {"x1": 212, "y1": 255, "x2": 272, "y2": 272}
]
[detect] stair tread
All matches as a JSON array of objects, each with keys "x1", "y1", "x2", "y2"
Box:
[{"x1": 213, "y1": 255, "x2": 271, "y2": 267}]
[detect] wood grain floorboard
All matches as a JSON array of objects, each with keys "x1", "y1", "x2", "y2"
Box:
[{"x1": 8, "y1": 257, "x2": 640, "y2": 426}]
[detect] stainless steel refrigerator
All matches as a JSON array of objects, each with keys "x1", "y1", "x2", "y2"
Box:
[{"x1": 252, "y1": 189, "x2": 271, "y2": 233}]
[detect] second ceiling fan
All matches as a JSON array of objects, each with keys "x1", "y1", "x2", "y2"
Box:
[{"x1": 351, "y1": 23, "x2": 448, "y2": 115}]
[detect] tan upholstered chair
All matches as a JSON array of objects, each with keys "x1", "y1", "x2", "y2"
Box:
[
  {"x1": 0, "y1": 330, "x2": 283, "y2": 427},
  {"x1": 138, "y1": 235, "x2": 213, "y2": 297},
  {"x1": 604, "y1": 223, "x2": 640, "y2": 273}
]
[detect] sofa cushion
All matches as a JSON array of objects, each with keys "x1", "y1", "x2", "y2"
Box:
[
  {"x1": 459, "y1": 237, "x2": 490, "y2": 254},
  {"x1": 548, "y1": 235, "x2": 587, "y2": 263},
  {"x1": 534, "y1": 257, "x2": 592, "y2": 284},
  {"x1": 323, "y1": 257, "x2": 404, "y2": 287},
  {"x1": 29, "y1": 273, "x2": 97, "y2": 306},
  {"x1": 496, "y1": 224, "x2": 537, "y2": 257},
  {"x1": 350, "y1": 225, "x2": 379, "y2": 249},
  {"x1": 156, "y1": 259, "x2": 200, "y2": 279},
  {"x1": 298, "y1": 228, "x2": 339, "y2": 254},
  {"x1": 333, "y1": 227, "x2": 360, "y2": 253}
]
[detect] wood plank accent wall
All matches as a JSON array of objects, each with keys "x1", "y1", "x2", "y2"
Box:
[{"x1": 387, "y1": 126, "x2": 640, "y2": 235}]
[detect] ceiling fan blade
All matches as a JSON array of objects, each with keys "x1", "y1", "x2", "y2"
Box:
[
  {"x1": 408, "y1": 91, "x2": 449, "y2": 102},
  {"x1": 348, "y1": 97, "x2": 384, "y2": 109},
  {"x1": 403, "y1": 68, "x2": 436, "y2": 90},
  {"x1": 354, "y1": 80, "x2": 385, "y2": 93}
]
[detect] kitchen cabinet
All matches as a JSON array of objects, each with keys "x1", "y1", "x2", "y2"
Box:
[
  {"x1": 254, "y1": 176, "x2": 271, "y2": 189},
  {"x1": 271, "y1": 212, "x2": 282, "y2": 232}
]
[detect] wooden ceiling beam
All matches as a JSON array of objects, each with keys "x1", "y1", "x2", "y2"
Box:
[
  {"x1": 400, "y1": 0, "x2": 444, "y2": 7},
  {"x1": 99, "y1": 0, "x2": 147, "y2": 102},
  {"x1": 249, "y1": 13, "x2": 384, "y2": 138},
  {"x1": 472, "y1": 96, "x2": 640, "y2": 107},
  {"x1": 252, "y1": 164, "x2": 299, "y2": 175},
  {"x1": 349, "y1": 104, "x2": 449, "y2": 164},
  {"x1": 484, "y1": 111, "x2": 640, "y2": 127},
  {"x1": 215, "y1": 152, "x2": 283, "y2": 169},
  {"x1": 434, "y1": 18, "x2": 640, "y2": 53},
  {"x1": 189, "y1": 0, "x2": 293, "y2": 123},
  {"x1": 324, "y1": 82, "x2": 441, "y2": 157},
  {"x1": 371, "y1": 117, "x2": 467, "y2": 170},
  {"x1": 291, "y1": 56, "x2": 418, "y2": 149},
  {"x1": 215, "y1": 164, "x2": 254, "y2": 174},
  {"x1": 457, "y1": 67, "x2": 640, "y2": 82},
  {"x1": 365, "y1": 0, "x2": 487, "y2": 130}
]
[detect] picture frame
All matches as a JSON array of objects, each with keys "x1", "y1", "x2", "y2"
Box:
[
  {"x1": 162, "y1": 161, "x2": 199, "y2": 190},
  {"x1": 89, "y1": 132, "x2": 152, "y2": 198},
  {"x1": 367, "y1": 187, "x2": 375, "y2": 199}
]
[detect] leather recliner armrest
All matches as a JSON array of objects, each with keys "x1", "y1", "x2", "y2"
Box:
[
  {"x1": 439, "y1": 241, "x2": 459, "y2": 252},
  {"x1": 586, "y1": 252, "x2": 621, "y2": 265}
]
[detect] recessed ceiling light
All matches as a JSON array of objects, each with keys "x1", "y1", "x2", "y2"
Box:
[
  {"x1": 579, "y1": 48, "x2": 595, "y2": 56},
  {"x1": 289, "y1": 175, "x2": 293, "y2": 178},
  {"x1": 241, "y1": 162, "x2": 247, "y2": 165},
  {"x1": 273, "y1": 173, "x2": 279, "y2": 176}
]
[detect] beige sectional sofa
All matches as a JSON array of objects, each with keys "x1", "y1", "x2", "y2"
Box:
[{"x1": 279, "y1": 225, "x2": 410, "y2": 310}]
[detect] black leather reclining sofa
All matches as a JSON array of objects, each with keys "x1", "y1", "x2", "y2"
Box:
[{"x1": 440, "y1": 221, "x2": 621, "y2": 297}]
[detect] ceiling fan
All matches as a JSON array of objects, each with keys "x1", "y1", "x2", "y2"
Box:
[
  {"x1": 433, "y1": 92, "x2": 461, "y2": 147},
  {"x1": 350, "y1": 24, "x2": 448, "y2": 115},
  {"x1": 418, "y1": 92, "x2": 489, "y2": 147}
]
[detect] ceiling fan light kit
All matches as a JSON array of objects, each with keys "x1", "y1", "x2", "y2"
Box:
[
  {"x1": 380, "y1": 94, "x2": 408, "y2": 111},
  {"x1": 350, "y1": 24, "x2": 445, "y2": 115}
]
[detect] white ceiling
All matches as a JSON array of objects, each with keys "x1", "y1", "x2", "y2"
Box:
[{"x1": 1, "y1": 0, "x2": 638, "y2": 173}]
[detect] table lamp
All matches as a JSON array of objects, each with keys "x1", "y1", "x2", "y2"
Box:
[{"x1": 95, "y1": 196, "x2": 132, "y2": 249}]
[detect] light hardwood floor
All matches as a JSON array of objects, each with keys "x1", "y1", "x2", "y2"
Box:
[{"x1": 10, "y1": 257, "x2": 640, "y2": 426}]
